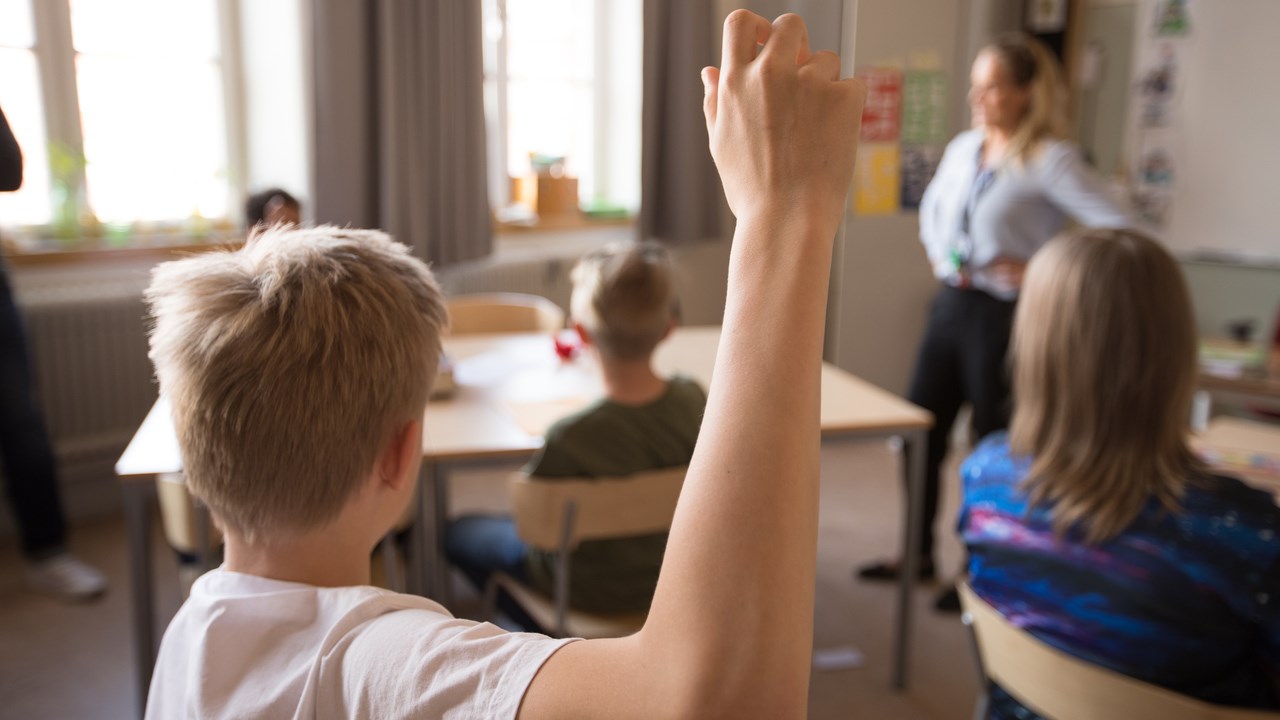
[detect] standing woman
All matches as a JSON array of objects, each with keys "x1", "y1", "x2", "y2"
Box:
[{"x1": 857, "y1": 34, "x2": 1130, "y2": 608}]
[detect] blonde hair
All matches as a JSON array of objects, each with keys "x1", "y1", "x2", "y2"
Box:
[
  {"x1": 1010, "y1": 229, "x2": 1204, "y2": 544},
  {"x1": 984, "y1": 33, "x2": 1069, "y2": 166},
  {"x1": 145, "y1": 226, "x2": 447, "y2": 543},
  {"x1": 570, "y1": 242, "x2": 676, "y2": 361}
]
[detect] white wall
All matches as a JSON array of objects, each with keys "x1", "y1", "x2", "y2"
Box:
[
  {"x1": 828, "y1": 0, "x2": 998, "y2": 395},
  {"x1": 1129, "y1": 0, "x2": 1280, "y2": 259}
]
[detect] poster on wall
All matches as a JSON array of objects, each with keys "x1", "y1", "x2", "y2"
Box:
[
  {"x1": 1026, "y1": 0, "x2": 1068, "y2": 33},
  {"x1": 1136, "y1": 42, "x2": 1178, "y2": 128},
  {"x1": 900, "y1": 70, "x2": 947, "y2": 145},
  {"x1": 901, "y1": 144, "x2": 945, "y2": 210},
  {"x1": 899, "y1": 69, "x2": 948, "y2": 210},
  {"x1": 1130, "y1": 0, "x2": 1192, "y2": 230},
  {"x1": 854, "y1": 143, "x2": 902, "y2": 216},
  {"x1": 858, "y1": 69, "x2": 903, "y2": 144},
  {"x1": 1155, "y1": 0, "x2": 1191, "y2": 36}
]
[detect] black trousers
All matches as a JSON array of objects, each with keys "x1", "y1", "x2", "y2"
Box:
[
  {"x1": 0, "y1": 265, "x2": 67, "y2": 560},
  {"x1": 906, "y1": 285, "x2": 1016, "y2": 560}
]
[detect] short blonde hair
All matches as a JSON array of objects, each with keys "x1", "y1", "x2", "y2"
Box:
[
  {"x1": 570, "y1": 242, "x2": 676, "y2": 361},
  {"x1": 1010, "y1": 229, "x2": 1203, "y2": 544},
  {"x1": 146, "y1": 226, "x2": 447, "y2": 542},
  {"x1": 983, "y1": 33, "x2": 1068, "y2": 166}
]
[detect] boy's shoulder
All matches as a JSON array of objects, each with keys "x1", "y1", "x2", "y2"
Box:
[{"x1": 149, "y1": 570, "x2": 570, "y2": 719}]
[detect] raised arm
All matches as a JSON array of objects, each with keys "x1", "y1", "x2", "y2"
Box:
[{"x1": 519, "y1": 11, "x2": 865, "y2": 719}]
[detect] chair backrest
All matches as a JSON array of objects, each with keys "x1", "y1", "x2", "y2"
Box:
[
  {"x1": 958, "y1": 582, "x2": 1280, "y2": 720},
  {"x1": 155, "y1": 472, "x2": 222, "y2": 555},
  {"x1": 508, "y1": 467, "x2": 687, "y2": 551},
  {"x1": 446, "y1": 293, "x2": 565, "y2": 335}
]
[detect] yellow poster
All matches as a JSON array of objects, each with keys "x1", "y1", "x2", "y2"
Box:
[{"x1": 853, "y1": 143, "x2": 901, "y2": 216}]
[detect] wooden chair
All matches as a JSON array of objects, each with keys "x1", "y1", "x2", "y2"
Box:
[
  {"x1": 445, "y1": 293, "x2": 565, "y2": 335},
  {"x1": 958, "y1": 582, "x2": 1280, "y2": 720},
  {"x1": 485, "y1": 467, "x2": 686, "y2": 638}
]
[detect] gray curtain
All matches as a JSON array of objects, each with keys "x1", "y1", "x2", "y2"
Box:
[
  {"x1": 639, "y1": 0, "x2": 726, "y2": 247},
  {"x1": 312, "y1": 0, "x2": 491, "y2": 267}
]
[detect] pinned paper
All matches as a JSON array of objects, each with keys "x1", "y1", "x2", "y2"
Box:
[{"x1": 854, "y1": 143, "x2": 902, "y2": 216}]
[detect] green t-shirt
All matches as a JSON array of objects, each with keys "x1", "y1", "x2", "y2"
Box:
[{"x1": 523, "y1": 374, "x2": 706, "y2": 613}]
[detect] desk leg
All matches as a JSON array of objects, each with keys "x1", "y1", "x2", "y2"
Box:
[
  {"x1": 125, "y1": 480, "x2": 154, "y2": 718},
  {"x1": 893, "y1": 430, "x2": 926, "y2": 691},
  {"x1": 432, "y1": 464, "x2": 452, "y2": 608},
  {"x1": 407, "y1": 464, "x2": 430, "y2": 597}
]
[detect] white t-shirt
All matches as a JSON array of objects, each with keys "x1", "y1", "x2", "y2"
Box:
[{"x1": 147, "y1": 569, "x2": 574, "y2": 719}]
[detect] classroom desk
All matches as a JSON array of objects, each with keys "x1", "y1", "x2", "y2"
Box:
[
  {"x1": 116, "y1": 326, "x2": 933, "y2": 713},
  {"x1": 1194, "y1": 416, "x2": 1280, "y2": 500}
]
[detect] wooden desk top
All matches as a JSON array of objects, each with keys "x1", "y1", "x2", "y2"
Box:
[
  {"x1": 117, "y1": 326, "x2": 933, "y2": 474},
  {"x1": 1194, "y1": 416, "x2": 1280, "y2": 498},
  {"x1": 1198, "y1": 370, "x2": 1280, "y2": 400}
]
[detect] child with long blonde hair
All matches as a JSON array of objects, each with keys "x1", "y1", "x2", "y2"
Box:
[{"x1": 959, "y1": 229, "x2": 1279, "y2": 717}]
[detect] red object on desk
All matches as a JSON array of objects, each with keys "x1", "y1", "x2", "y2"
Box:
[{"x1": 552, "y1": 332, "x2": 580, "y2": 360}]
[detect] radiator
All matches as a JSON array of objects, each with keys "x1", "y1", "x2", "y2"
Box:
[
  {"x1": 4, "y1": 283, "x2": 157, "y2": 527},
  {"x1": 437, "y1": 255, "x2": 574, "y2": 312}
]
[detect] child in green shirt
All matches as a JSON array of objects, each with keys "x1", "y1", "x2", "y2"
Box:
[{"x1": 446, "y1": 242, "x2": 705, "y2": 622}]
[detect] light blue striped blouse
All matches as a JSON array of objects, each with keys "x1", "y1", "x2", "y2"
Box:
[{"x1": 919, "y1": 129, "x2": 1132, "y2": 300}]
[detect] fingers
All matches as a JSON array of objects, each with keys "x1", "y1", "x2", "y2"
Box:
[
  {"x1": 759, "y1": 13, "x2": 811, "y2": 67},
  {"x1": 702, "y1": 66, "x2": 720, "y2": 134},
  {"x1": 721, "y1": 9, "x2": 772, "y2": 71},
  {"x1": 799, "y1": 50, "x2": 841, "y2": 81}
]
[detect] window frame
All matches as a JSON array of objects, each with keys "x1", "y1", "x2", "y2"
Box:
[
  {"x1": 483, "y1": 0, "x2": 640, "y2": 231},
  {"x1": 4, "y1": 0, "x2": 247, "y2": 249}
]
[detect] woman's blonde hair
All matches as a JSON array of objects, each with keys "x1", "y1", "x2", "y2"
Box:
[
  {"x1": 984, "y1": 33, "x2": 1069, "y2": 166},
  {"x1": 1010, "y1": 229, "x2": 1204, "y2": 544}
]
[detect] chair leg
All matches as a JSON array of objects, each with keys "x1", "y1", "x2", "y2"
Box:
[
  {"x1": 962, "y1": 607, "x2": 991, "y2": 720},
  {"x1": 554, "y1": 501, "x2": 577, "y2": 638}
]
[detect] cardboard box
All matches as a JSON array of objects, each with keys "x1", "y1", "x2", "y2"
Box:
[{"x1": 512, "y1": 175, "x2": 580, "y2": 217}]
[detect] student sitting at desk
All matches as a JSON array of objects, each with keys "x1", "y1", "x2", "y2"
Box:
[
  {"x1": 446, "y1": 242, "x2": 706, "y2": 621},
  {"x1": 959, "y1": 229, "x2": 1280, "y2": 717},
  {"x1": 143, "y1": 11, "x2": 868, "y2": 718}
]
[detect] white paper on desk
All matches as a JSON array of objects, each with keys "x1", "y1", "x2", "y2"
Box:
[{"x1": 812, "y1": 646, "x2": 865, "y2": 672}]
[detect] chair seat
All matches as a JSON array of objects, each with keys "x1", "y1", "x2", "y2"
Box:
[{"x1": 492, "y1": 573, "x2": 646, "y2": 639}]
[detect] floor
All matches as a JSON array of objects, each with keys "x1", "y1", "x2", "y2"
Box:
[{"x1": 0, "y1": 440, "x2": 979, "y2": 719}]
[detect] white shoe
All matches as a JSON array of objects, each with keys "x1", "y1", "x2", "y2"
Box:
[{"x1": 25, "y1": 553, "x2": 108, "y2": 602}]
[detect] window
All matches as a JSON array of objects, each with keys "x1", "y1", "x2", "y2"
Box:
[
  {"x1": 0, "y1": 0, "x2": 239, "y2": 245},
  {"x1": 482, "y1": 0, "x2": 642, "y2": 221}
]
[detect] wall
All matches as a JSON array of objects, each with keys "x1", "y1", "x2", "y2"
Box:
[{"x1": 828, "y1": 0, "x2": 1001, "y2": 395}]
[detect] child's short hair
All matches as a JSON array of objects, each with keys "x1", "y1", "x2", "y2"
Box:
[
  {"x1": 145, "y1": 226, "x2": 447, "y2": 543},
  {"x1": 570, "y1": 242, "x2": 676, "y2": 360}
]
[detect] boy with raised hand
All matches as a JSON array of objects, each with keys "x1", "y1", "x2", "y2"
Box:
[{"x1": 145, "y1": 10, "x2": 864, "y2": 719}]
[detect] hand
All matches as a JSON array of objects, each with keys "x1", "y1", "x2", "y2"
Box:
[
  {"x1": 701, "y1": 11, "x2": 867, "y2": 234},
  {"x1": 987, "y1": 256, "x2": 1026, "y2": 290}
]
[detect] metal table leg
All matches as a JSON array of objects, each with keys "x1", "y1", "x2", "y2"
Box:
[
  {"x1": 407, "y1": 464, "x2": 430, "y2": 597},
  {"x1": 124, "y1": 480, "x2": 155, "y2": 718},
  {"x1": 432, "y1": 463, "x2": 451, "y2": 607},
  {"x1": 893, "y1": 429, "x2": 926, "y2": 691}
]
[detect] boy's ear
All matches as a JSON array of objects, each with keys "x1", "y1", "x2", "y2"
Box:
[
  {"x1": 377, "y1": 420, "x2": 421, "y2": 491},
  {"x1": 574, "y1": 322, "x2": 592, "y2": 346}
]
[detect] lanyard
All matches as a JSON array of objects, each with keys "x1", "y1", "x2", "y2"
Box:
[{"x1": 950, "y1": 163, "x2": 997, "y2": 273}]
